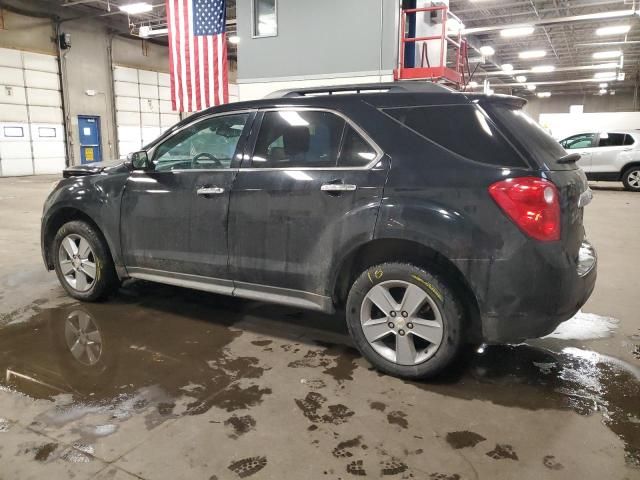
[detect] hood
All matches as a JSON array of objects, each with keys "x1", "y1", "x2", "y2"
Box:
[{"x1": 62, "y1": 160, "x2": 127, "y2": 178}]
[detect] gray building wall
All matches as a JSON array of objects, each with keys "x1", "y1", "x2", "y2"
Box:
[
  {"x1": 524, "y1": 92, "x2": 636, "y2": 121},
  {"x1": 0, "y1": 9, "x2": 171, "y2": 165},
  {"x1": 236, "y1": 0, "x2": 399, "y2": 82}
]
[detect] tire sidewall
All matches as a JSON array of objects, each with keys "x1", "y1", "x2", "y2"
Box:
[
  {"x1": 623, "y1": 167, "x2": 640, "y2": 191},
  {"x1": 346, "y1": 262, "x2": 463, "y2": 379},
  {"x1": 53, "y1": 221, "x2": 114, "y2": 301}
]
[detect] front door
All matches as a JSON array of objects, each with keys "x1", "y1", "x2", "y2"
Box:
[
  {"x1": 121, "y1": 111, "x2": 253, "y2": 280},
  {"x1": 228, "y1": 108, "x2": 388, "y2": 299},
  {"x1": 560, "y1": 132, "x2": 595, "y2": 172},
  {"x1": 78, "y1": 115, "x2": 102, "y2": 164}
]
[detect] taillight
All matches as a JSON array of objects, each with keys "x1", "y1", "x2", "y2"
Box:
[{"x1": 488, "y1": 177, "x2": 560, "y2": 242}]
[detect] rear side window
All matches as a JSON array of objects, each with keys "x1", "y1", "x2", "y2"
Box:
[
  {"x1": 384, "y1": 105, "x2": 525, "y2": 167},
  {"x1": 485, "y1": 105, "x2": 570, "y2": 170},
  {"x1": 624, "y1": 134, "x2": 635, "y2": 145},
  {"x1": 598, "y1": 133, "x2": 625, "y2": 147},
  {"x1": 339, "y1": 126, "x2": 378, "y2": 167}
]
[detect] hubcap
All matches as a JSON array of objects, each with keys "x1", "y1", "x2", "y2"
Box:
[
  {"x1": 628, "y1": 170, "x2": 640, "y2": 188},
  {"x1": 360, "y1": 280, "x2": 444, "y2": 366},
  {"x1": 58, "y1": 234, "x2": 97, "y2": 292},
  {"x1": 64, "y1": 310, "x2": 102, "y2": 366}
]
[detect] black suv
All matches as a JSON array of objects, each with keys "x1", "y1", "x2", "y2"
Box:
[{"x1": 41, "y1": 82, "x2": 597, "y2": 379}]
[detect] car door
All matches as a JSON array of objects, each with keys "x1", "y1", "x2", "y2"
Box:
[
  {"x1": 560, "y1": 133, "x2": 596, "y2": 171},
  {"x1": 228, "y1": 108, "x2": 389, "y2": 307},
  {"x1": 591, "y1": 132, "x2": 627, "y2": 173},
  {"x1": 121, "y1": 111, "x2": 254, "y2": 283}
]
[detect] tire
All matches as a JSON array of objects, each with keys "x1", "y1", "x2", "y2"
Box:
[
  {"x1": 622, "y1": 166, "x2": 640, "y2": 192},
  {"x1": 346, "y1": 262, "x2": 464, "y2": 379},
  {"x1": 52, "y1": 220, "x2": 118, "y2": 301}
]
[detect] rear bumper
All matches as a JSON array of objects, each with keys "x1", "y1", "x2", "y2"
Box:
[{"x1": 457, "y1": 239, "x2": 597, "y2": 344}]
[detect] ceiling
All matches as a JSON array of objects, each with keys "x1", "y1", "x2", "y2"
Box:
[{"x1": 449, "y1": 0, "x2": 640, "y2": 97}]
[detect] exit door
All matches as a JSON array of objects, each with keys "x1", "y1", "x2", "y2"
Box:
[{"x1": 78, "y1": 116, "x2": 102, "y2": 164}]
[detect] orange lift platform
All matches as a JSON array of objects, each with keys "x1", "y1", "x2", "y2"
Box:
[{"x1": 394, "y1": 4, "x2": 469, "y2": 90}]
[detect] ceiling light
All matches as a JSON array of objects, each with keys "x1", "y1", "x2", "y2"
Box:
[
  {"x1": 531, "y1": 65, "x2": 555, "y2": 73},
  {"x1": 596, "y1": 25, "x2": 630, "y2": 36},
  {"x1": 618, "y1": 72, "x2": 626, "y2": 80},
  {"x1": 500, "y1": 26, "x2": 535, "y2": 38},
  {"x1": 519, "y1": 50, "x2": 546, "y2": 59},
  {"x1": 119, "y1": 2, "x2": 153, "y2": 14},
  {"x1": 228, "y1": 35, "x2": 240, "y2": 44},
  {"x1": 139, "y1": 26, "x2": 168, "y2": 37},
  {"x1": 479, "y1": 46, "x2": 495, "y2": 56},
  {"x1": 594, "y1": 71, "x2": 617, "y2": 79},
  {"x1": 468, "y1": 81, "x2": 479, "y2": 88},
  {"x1": 599, "y1": 88, "x2": 608, "y2": 95},
  {"x1": 526, "y1": 84, "x2": 537, "y2": 91},
  {"x1": 599, "y1": 82, "x2": 608, "y2": 88},
  {"x1": 537, "y1": 92, "x2": 551, "y2": 98},
  {"x1": 592, "y1": 50, "x2": 622, "y2": 59},
  {"x1": 516, "y1": 75, "x2": 527, "y2": 83},
  {"x1": 501, "y1": 64, "x2": 514, "y2": 73}
]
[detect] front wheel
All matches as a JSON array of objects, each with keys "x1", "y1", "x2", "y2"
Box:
[
  {"x1": 346, "y1": 262, "x2": 464, "y2": 379},
  {"x1": 53, "y1": 220, "x2": 118, "y2": 301},
  {"x1": 622, "y1": 166, "x2": 640, "y2": 192}
]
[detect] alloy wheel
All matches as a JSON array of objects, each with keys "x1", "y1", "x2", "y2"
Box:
[
  {"x1": 627, "y1": 169, "x2": 640, "y2": 189},
  {"x1": 64, "y1": 310, "x2": 103, "y2": 366},
  {"x1": 360, "y1": 280, "x2": 444, "y2": 366},
  {"x1": 58, "y1": 234, "x2": 97, "y2": 292}
]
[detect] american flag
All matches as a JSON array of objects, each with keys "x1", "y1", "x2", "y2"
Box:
[{"x1": 166, "y1": 0, "x2": 228, "y2": 112}]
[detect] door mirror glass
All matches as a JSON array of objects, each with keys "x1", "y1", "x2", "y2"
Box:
[{"x1": 128, "y1": 150, "x2": 150, "y2": 169}]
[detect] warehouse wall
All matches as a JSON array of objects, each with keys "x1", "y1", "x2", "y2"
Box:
[
  {"x1": 236, "y1": 0, "x2": 399, "y2": 99},
  {"x1": 524, "y1": 92, "x2": 636, "y2": 121}
]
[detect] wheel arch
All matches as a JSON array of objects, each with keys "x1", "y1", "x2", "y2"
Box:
[
  {"x1": 622, "y1": 161, "x2": 640, "y2": 175},
  {"x1": 331, "y1": 237, "x2": 482, "y2": 342}
]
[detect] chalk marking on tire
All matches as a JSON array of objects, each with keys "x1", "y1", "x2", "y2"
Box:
[{"x1": 411, "y1": 274, "x2": 443, "y2": 302}]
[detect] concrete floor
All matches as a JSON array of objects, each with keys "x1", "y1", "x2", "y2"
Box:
[{"x1": 0, "y1": 175, "x2": 638, "y2": 480}]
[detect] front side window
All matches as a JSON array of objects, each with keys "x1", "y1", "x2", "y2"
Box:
[
  {"x1": 560, "y1": 133, "x2": 595, "y2": 150},
  {"x1": 152, "y1": 113, "x2": 249, "y2": 171},
  {"x1": 253, "y1": 0, "x2": 277, "y2": 37},
  {"x1": 598, "y1": 133, "x2": 625, "y2": 147}
]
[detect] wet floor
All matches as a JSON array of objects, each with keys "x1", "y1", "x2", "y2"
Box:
[{"x1": 0, "y1": 280, "x2": 639, "y2": 479}]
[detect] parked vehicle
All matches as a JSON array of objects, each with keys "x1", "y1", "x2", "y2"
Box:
[
  {"x1": 41, "y1": 83, "x2": 597, "y2": 379},
  {"x1": 559, "y1": 130, "x2": 640, "y2": 191}
]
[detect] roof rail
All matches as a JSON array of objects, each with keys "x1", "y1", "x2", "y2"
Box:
[{"x1": 266, "y1": 81, "x2": 454, "y2": 98}]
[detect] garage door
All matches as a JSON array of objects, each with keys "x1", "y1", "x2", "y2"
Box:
[
  {"x1": 113, "y1": 66, "x2": 180, "y2": 158},
  {"x1": 0, "y1": 48, "x2": 65, "y2": 176}
]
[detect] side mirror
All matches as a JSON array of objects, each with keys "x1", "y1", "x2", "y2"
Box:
[{"x1": 127, "y1": 150, "x2": 151, "y2": 170}]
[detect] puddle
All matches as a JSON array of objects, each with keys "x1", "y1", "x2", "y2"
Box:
[{"x1": 543, "y1": 310, "x2": 619, "y2": 341}]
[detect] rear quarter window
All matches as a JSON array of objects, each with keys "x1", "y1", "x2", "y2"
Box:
[{"x1": 383, "y1": 104, "x2": 526, "y2": 167}]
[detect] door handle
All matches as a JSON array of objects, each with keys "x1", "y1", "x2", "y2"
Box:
[
  {"x1": 196, "y1": 186, "x2": 225, "y2": 196},
  {"x1": 320, "y1": 183, "x2": 357, "y2": 192}
]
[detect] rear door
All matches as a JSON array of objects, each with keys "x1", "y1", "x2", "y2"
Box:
[
  {"x1": 591, "y1": 132, "x2": 627, "y2": 173},
  {"x1": 121, "y1": 111, "x2": 253, "y2": 279},
  {"x1": 559, "y1": 133, "x2": 596, "y2": 172},
  {"x1": 228, "y1": 108, "x2": 388, "y2": 301}
]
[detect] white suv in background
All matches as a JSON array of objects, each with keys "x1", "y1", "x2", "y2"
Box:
[{"x1": 559, "y1": 130, "x2": 640, "y2": 191}]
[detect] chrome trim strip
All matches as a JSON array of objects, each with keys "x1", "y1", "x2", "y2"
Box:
[{"x1": 125, "y1": 267, "x2": 335, "y2": 313}]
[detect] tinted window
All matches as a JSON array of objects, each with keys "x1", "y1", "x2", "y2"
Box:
[
  {"x1": 339, "y1": 126, "x2": 378, "y2": 167},
  {"x1": 598, "y1": 133, "x2": 626, "y2": 147},
  {"x1": 560, "y1": 133, "x2": 595, "y2": 150},
  {"x1": 153, "y1": 113, "x2": 249, "y2": 171},
  {"x1": 485, "y1": 105, "x2": 569, "y2": 169},
  {"x1": 252, "y1": 110, "x2": 345, "y2": 168},
  {"x1": 384, "y1": 105, "x2": 524, "y2": 167},
  {"x1": 624, "y1": 134, "x2": 635, "y2": 145}
]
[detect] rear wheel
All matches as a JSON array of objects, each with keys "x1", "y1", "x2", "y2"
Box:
[
  {"x1": 622, "y1": 166, "x2": 640, "y2": 191},
  {"x1": 53, "y1": 220, "x2": 118, "y2": 301},
  {"x1": 346, "y1": 262, "x2": 464, "y2": 379}
]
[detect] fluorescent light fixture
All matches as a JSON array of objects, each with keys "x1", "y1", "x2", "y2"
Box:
[
  {"x1": 500, "y1": 26, "x2": 534, "y2": 38},
  {"x1": 594, "y1": 71, "x2": 617, "y2": 79},
  {"x1": 119, "y1": 2, "x2": 153, "y2": 14},
  {"x1": 618, "y1": 72, "x2": 626, "y2": 80},
  {"x1": 519, "y1": 50, "x2": 546, "y2": 59},
  {"x1": 599, "y1": 88, "x2": 608, "y2": 95},
  {"x1": 599, "y1": 82, "x2": 608, "y2": 88},
  {"x1": 468, "y1": 81, "x2": 479, "y2": 88},
  {"x1": 593, "y1": 50, "x2": 622, "y2": 59},
  {"x1": 85, "y1": 89, "x2": 97, "y2": 96},
  {"x1": 479, "y1": 46, "x2": 495, "y2": 56},
  {"x1": 515, "y1": 75, "x2": 527, "y2": 83},
  {"x1": 596, "y1": 25, "x2": 630, "y2": 36},
  {"x1": 526, "y1": 84, "x2": 537, "y2": 91},
  {"x1": 531, "y1": 65, "x2": 555, "y2": 73},
  {"x1": 537, "y1": 92, "x2": 551, "y2": 98},
  {"x1": 139, "y1": 26, "x2": 168, "y2": 37},
  {"x1": 228, "y1": 35, "x2": 240, "y2": 44},
  {"x1": 501, "y1": 64, "x2": 514, "y2": 72},
  {"x1": 592, "y1": 62, "x2": 619, "y2": 70}
]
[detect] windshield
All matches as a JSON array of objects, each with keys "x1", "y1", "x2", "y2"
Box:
[{"x1": 485, "y1": 104, "x2": 573, "y2": 171}]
